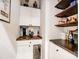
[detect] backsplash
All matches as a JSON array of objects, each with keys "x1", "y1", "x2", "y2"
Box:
[{"x1": 20, "y1": 26, "x2": 40, "y2": 36}]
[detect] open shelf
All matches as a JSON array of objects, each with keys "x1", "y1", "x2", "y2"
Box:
[
  {"x1": 55, "y1": 0, "x2": 71, "y2": 9},
  {"x1": 55, "y1": 4, "x2": 78, "y2": 17},
  {"x1": 55, "y1": 22, "x2": 78, "y2": 27}
]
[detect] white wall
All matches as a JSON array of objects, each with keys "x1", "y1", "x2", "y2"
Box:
[
  {"x1": 46, "y1": 0, "x2": 64, "y2": 40},
  {"x1": 41, "y1": 0, "x2": 78, "y2": 59},
  {"x1": 40, "y1": 0, "x2": 64, "y2": 59},
  {"x1": 40, "y1": 0, "x2": 46, "y2": 59},
  {"x1": 0, "y1": 0, "x2": 20, "y2": 59},
  {"x1": 40, "y1": 0, "x2": 64, "y2": 40},
  {"x1": 0, "y1": 22, "x2": 16, "y2": 59}
]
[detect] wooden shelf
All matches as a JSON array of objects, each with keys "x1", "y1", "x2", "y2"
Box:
[
  {"x1": 55, "y1": 0, "x2": 71, "y2": 9},
  {"x1": 55, "y1": 4, "x2": 78, "y2": 17},
  {"x1": 55, "y1": 22, "x2": 78, "y2": 27}
]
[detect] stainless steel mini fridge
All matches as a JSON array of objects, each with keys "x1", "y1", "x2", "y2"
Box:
[{"x1": 33, "y1": 44, "x2": 41, "y2": 59}]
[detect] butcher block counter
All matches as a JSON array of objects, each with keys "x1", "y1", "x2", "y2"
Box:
[{"x1": 16, "y1": 36, "x2": 42, "y2": 41}]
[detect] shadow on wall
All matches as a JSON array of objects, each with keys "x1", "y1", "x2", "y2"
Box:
[{"x1": 0, "y1": 22, "x2": 16, "y2": 59}]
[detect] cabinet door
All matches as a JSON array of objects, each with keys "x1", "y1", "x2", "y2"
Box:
[
  {"x1": 31, "y1": 40, "x2": 42, "y2": 45},
  {"x1": 17, "y1": 46, "x2": 33, "y2": 59},
  {"x1": 20, "y1": 6, "x2": 40, "y2": 26},
  {"x1": 49, "y1": 42, "x2": 56, "y2": 59},
  {"x1": 17, "y1": 41, "x2": 33, "y2": 59},
  {"x1": 20, "y1": 6, "x2": 32, "y2": 25},
  {"x1": 31, "y1": 9, "x2": 40, "y2": 26}
]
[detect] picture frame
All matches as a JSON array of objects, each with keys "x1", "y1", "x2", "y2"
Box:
[{"x1": 0, "y1": 0, "x2": 11, "y2": 23}]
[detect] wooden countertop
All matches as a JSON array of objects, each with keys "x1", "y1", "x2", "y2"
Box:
[
  {"x1": 50, "y1": 39, "x2": 78, "y2": 57},
  {"x1": 16, "y1": 36, "x2": 42, "y2": 41}
]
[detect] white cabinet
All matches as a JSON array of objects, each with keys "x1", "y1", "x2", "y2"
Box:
[
  {"x1": 20, "y1": 6, "x2": 40, "y2": 26},
  {"x1": 17, "y1": 41, "x2": 33, "y2": 59},
  {"x1": 17, "y1": 39, "x2": 42, "y2": 59},
  {"x1": 31, "y1": 40, "x2": 42, "y2": 45},
  {"x1": 31, "y1": 9, "x2": 40, "y2": 26},
  {"x1": 49, "y1": 42, "x2": 77, "y2": 59},
  {"x1": 20, "y1": 6, "x2": 32, "y2": 26},
  {"x1": 49, "y1": 42, "x2": 55, "y2": 59}
]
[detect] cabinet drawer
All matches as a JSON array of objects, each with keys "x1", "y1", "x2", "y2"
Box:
[
  {"x1": 17, "y1": 40, "x2": 42, "y2": 46},
  {"x1": 31, "y1": 40, "x2": 42, "y2": 45},
  {"x1": 17, "y1": 45, "x2": 32, "y2": 53},
  {"x1": 17, "y1": 40, "x2": 32, "y2": 45}
]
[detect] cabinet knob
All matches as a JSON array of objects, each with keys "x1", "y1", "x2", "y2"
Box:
[
  {"x1": 30, "y1": 42, "x2": 31, "y2": 44},
  {"x1": 29, "y1": 45, "x2": 30, "y2": 47},
  {"x1": 56, "y1": 49, "x2": 59, "y2": 52}
]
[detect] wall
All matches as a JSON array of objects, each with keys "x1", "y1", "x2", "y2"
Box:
[
  {"x1": 45, "y1": 1, "x2": 78, "y2": 59},
  {"x1": 40, "y1": 0, "x2": 46, "y2": 59},
  {"x1": 40, "y1": 0, "x2": 64, "y2": 41},
  {"x1": 40, "y1": 0, "x2": 64, "y2": 59},
  {"x1": 41, "y1": 0, "x2": 78, "y2": 59},
  {"x1": 0, "y1": 0, "x2": 20, "y2": 59},
  {"x1": 46, "y1": 0, "x2": 64, "y2": 40}
]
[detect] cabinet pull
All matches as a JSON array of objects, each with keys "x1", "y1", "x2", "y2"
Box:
[
  {"x1": 30, "y1": 42, "x2": 31, "y2": 44},
  {"x1": 29, "y1": 45, "x2": 30, "y2": 47},
  {"x1": 56, "y1": 49, "x2": 59, "y2": 52}
]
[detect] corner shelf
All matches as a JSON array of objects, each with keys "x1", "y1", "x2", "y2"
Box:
[
  {"x1": 55, "y1": 4, "x2": 78, "y2": 17},
  {"x1": 55, "y1": 0, "x2": 71, "y2": 9},
  {"x1": 55, "y1": 22, "x2": 78, "y2": 27}
]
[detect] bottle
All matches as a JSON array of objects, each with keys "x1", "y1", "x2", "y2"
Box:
[
  {"x1": 23, "y1": 0, "x2": 29, "y2": 6},
  {"x1": 69, "y1": 31, "x2": 74, "y2": 44},
  {"x1": 66, "y1": 30, "x2": 69, "y2": 40},
  {"x1": 33, "y1": 1, "x2": 37, "y2": 8},
  {"x1": 37, "y1": 30, "x2": 40, "y2": 37}
]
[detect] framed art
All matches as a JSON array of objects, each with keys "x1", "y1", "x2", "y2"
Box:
[{"x1": 0, "y1": 0, "x2": 11, "y2": 23}]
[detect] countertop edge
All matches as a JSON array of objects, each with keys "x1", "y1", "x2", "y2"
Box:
[{"x1": 16, "y1": 39, "x2": 42, "y2": 41}]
